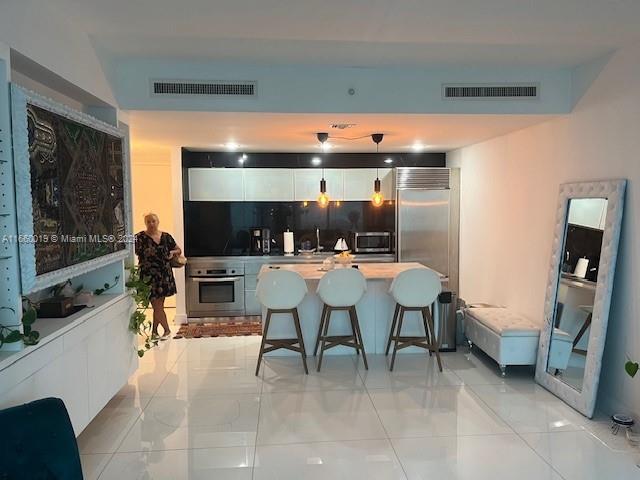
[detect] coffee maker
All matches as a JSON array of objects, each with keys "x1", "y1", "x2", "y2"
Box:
[{"x1": 250, "y1": 227, "x2": 272, "y2": 255}]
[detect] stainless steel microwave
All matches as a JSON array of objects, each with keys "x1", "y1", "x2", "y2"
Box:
[{"x1": 352, "y1": 232, "x2": 393, "y2": 253}]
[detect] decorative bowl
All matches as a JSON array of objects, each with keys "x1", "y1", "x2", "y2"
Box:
[{"x1": 334, "y1": 253, "x2": 355, "y2": 265}]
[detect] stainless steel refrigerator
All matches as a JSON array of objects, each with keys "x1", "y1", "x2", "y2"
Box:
[{"x1": 395, "y1": 167, "x2": 460, "y2": 349}]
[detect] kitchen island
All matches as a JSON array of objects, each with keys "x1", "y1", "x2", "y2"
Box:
[{"x1": 257, "y1": 262, "x2": 446, "y2": 356}]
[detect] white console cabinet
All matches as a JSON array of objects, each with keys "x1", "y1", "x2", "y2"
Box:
[{"x1": 0, "y1": 294, "x2": 137, "y2": 435}]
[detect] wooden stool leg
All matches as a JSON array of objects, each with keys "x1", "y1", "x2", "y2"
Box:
[
  {"x1": 390, "y1": 307, "x2": 405, "y2": 371},
  {"x1": 424, "y1": 306, "x2": 443, "y2": 372},
  {"x1": 317, "y1": 308, "x2": 332, "y2": 372},
  {"x1": 292, "y1": 308, "x2": 308, "y2": 374},
  {"x1": 314, "y1": 304, "x2": 328, "y2": 356},
  {"x1": 385, "y1": 303, "x2": 400, "y2": 356},
  {"x1": 255, "y1": 309, "x2": 272, "y2": 376},
  {"x1": 422, "y1": 308, "x2": 433, "y2": 357},
  {"x1": 348, "y1": 307, "x2": 360, "y2": 356},
  {"x1": 350, "y1": 306, "x2": 368, "y2": 370}
]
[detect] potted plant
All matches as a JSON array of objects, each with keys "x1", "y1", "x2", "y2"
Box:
[
  {"x1": 125, "y1": 265, "x2": 159, "y2": 357},
  {"x1": 0, "y1": 299, "x2": 40, "y2": 348}
]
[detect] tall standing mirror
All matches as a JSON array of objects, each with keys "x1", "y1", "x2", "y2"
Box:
[{"x1": 536, "y1": 180, "x2": 626, "y2": 418}]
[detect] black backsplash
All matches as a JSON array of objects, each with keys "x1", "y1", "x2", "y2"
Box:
[
  {"x1": 185, "y1": 201, "x2": 395, "y2": 256},
  {"x1": 563, "y1": 224, "x2": 604, "y2": 282}
]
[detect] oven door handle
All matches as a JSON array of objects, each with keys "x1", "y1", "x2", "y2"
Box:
[{"x1": 190, "y1": 277, "x2": 242, "y2": 283}]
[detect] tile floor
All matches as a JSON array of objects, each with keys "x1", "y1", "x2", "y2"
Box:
[{"x1": 77, "y1": 336, "x2": 640, "y2": 479}]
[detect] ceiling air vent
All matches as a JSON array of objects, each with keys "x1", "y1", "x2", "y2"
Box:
[
  {"x1": 443, "y1": 83, "x2": 538, "y2": 100},
  {"x1": 151, "y1": 80, "x2": 256, "y2": 97}
]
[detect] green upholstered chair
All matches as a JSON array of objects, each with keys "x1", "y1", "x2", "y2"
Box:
[{"x1": 0, "y1": 397, "x2": 83, "y2": 480}]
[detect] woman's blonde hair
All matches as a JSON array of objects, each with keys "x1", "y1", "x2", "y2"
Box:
[{"x1": 143, "y1": 212, "x2": 159, "y2": 222}]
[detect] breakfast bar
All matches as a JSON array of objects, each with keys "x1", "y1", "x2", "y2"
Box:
[{"x1": 257, "y1": 262, "x2": 446, "y2": 356}]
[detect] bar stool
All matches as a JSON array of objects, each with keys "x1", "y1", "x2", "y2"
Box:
[
  {"x1": 255, "y1": 269, "x2": 309, "y2": 376},
  {"x1": 314, "y1": 268, "x2": 368, "y2": 371},
  {"x1": 385, "y1": 267, "x2": 443, "y2": 372}
]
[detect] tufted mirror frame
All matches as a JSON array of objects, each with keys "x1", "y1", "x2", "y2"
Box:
[{"x1": 535, "y1": 179, "x2": 626, "y2": 418}]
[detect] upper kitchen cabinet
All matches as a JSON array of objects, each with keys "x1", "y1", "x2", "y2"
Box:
[
  {"x1": 243, "y1": 168, "x2": 295, "y2": 201},
  {"x1": 343, "y1": 168, "x2": 394, "y2": 201},
  {"x1": 188, "y1": 168, "x2": 244, "y2": 201},
  {"x1": 568, "y1": 197, "x2": 607, "y2": 230},
  {"x1": 294, "y1": 169, "x2": 344, "y2": 201}
]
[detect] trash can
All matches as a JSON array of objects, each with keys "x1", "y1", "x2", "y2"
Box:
[{"x1": 438, "y1": 291, "x2": 457, "y2": 352}]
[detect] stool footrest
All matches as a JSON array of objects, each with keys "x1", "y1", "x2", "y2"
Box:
[
  {"x1": 316, "y1": 303, "x2": 368, "y2": 371},
  {"x1": 256, "y1": 308, "x2": 308, "y2": 376}
]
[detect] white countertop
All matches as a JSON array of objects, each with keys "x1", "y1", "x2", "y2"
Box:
[
  {"x1": 560, "y1": 273, "x2": 597, "y2": 291},
  {"x1": 258, "y1": 262, "x2": 446, "y2": 281}
]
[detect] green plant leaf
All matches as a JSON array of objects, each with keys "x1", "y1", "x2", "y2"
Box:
[
  {"x1": 4, "y1": 330, "x2": 23, "y2": 343},
  {"x1": 22, "y1": 307, "x2": 37, "y2": 326},
  {"x1": 23, "y1": 331, "x2": 40, "y2": 346},
  {"x1": 137, "y1": 349, "x2": 145, "y2": 357},
  {"x1": 625, "y1": 361, "x2": 639, "y2": 378}
]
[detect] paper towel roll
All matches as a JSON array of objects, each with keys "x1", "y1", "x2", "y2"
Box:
[
  {"x1": 284, "y1": 230, "x2": 294, "y2": 254},
  {"x1": 574, "y1": 257, "x2": 589, "y2": 278}
]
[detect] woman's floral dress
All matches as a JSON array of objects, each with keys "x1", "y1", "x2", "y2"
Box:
[{"x1": 135, "y1": 231, "x2": 178, "y2": 300}]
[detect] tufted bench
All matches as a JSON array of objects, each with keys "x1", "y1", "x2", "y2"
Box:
[{"x1": 463, "y1": 307, "x2": 541, "y2": 376}]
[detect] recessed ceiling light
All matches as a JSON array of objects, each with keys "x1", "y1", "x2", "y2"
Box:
[
  {"x1": 311, "y1": 157, "x2": 322, "y2": 166},
  {"x1": 384, "y1": 158, "x2": 393, "y2": 164},
  {"x1": 225, "y1": 142, "x2": 240, "y2": 151},
  {"x1": 411, "y1": 142, "x2": 425, "y2": 152}
]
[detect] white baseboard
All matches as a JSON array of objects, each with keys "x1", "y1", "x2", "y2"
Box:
[{"x1": 173, "y1": 312, "x2": 188, "y2": 325}]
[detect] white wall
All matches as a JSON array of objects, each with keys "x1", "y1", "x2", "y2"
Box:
[
  {"x1": 449, "y1": 42, "x2": 640, "y2": 416},
  {"x1": 130, "y1": 143, "x2": 177, "y2": 309},
  {"x1": 0, "y1": 0, "x2": 115, "y2": 105}
]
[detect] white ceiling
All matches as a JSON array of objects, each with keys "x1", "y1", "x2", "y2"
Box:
[
  {"x1": 129, "y1": 111, "x2": 554, "y2": 152},
  {"x1": 57, "y1": 0, "x2": 640, "y2": 68}
]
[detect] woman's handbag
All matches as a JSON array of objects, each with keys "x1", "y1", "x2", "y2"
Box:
[{"x1": 170, "y1": 255, "x2": 187, "y2": 269}]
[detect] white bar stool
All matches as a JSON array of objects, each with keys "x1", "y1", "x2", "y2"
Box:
[
  {"x1": 385, "y1": 267, "x2": 443, "y2": 372},
  {"x1": 255, "y1": 269, "x2": 309, "y2": 375},
  {"x1": 314, "y1": 267, "x2": 368, "y2": 371}
]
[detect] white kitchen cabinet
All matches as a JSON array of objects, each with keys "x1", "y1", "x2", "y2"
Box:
[
  {"x1": 343, "y1": 168, "x2": 393, "y2": 201},
  {"x1": 568, "y1": 198, "x2": 607, "y2": 230},
  {"x1": 294, "y1": 169, "x2": 344, "y2": 201},
  {"x1": 188, "y1": 168, "x2": 244, "y2": 201},
  {"x1": 244, "y1": 168, "x2": 295, "y2": 201}
]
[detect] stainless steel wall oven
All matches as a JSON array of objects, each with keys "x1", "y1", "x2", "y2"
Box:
[{"x1": 186, "y1": 261, "x2": 245, "y2": 317}]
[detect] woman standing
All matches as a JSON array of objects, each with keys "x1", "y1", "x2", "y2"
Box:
[{"x1": 135, "y1": 213, "x2": 181, "y2": 339}]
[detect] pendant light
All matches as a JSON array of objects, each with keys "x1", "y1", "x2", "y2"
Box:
[
  {"x1": 317, "y1": 168, "x2": 330, "y2": 207},
  {"x1": 371, "y1": 133, "x2": 384, "y2": 207}
]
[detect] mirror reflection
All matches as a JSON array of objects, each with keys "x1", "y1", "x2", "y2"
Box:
[{"x1": 547, "y1": 198, "x2": 607, "y2": 391}]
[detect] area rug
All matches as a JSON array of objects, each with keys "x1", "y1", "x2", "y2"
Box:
[{"x1": 173, "y1": 318, "x2": 262, "y2": 339}]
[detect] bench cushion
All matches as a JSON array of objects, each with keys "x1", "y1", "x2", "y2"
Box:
[{"x1": 465, "y1": 307, "x2": 540, "y2": 338}]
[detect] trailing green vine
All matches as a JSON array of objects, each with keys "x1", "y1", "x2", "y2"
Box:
[
  {"x1": 125, "y1": 265, "x2": 158, "y2": 357},
  {"x1": 94, "y1": 276, "x2": 120, "y2": 296},
  {"x1": 0, "y1": 299, "x2": 40, "y2": 348}
]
